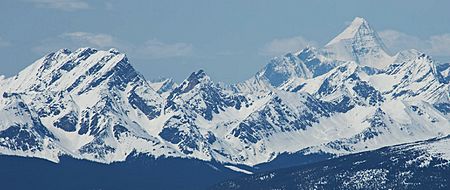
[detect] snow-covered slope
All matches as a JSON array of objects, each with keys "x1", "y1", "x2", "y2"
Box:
[
  {"x1": 0, "y1": 48, "x2": 172, "y2": 163},
  {"x1": 324, "y1": 17, "x2": 394, "y2": 69},
  {"x1": 0, "y1": 17, "x2": 449, "y2": 167},
  {"x1": 213, "y1": 135, "x2": 450, "y2": 190},
  {"x1": 149, "y1": 77, "x2": 176, "y2": 97}
]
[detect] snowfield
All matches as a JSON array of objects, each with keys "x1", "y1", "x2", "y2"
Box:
[{"x1": 0, "y1": 17, "x2": 449, "y2": 169}]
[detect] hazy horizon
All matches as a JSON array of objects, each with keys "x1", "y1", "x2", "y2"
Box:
[{"x1": 1, "y1": 0, "x2": 450, "y2": 83}]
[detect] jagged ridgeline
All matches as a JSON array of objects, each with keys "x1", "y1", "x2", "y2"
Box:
[{"x1": 0, "y1": 17, "x2": 449, "y2": 169}]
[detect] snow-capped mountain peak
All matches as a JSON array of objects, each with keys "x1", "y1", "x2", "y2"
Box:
[
  {"x1": 253, "y1": 52, "x2": 313, "y2": 88},
  {"x1": 1, "y1": 47, "x2": 138, "y2": 95},
  {"x1": 0, "y1": 47, "x2": 167, "y2": 163},
  {"x1": 324, "y1": 17, "x2": 393, "y2": 69},
  {"x1": 149, "y1": 77, "x2": 176, "y2": 95},
  {"x1": 326, "y1": 17, "x2": 372, "y2": 46},
  {"x1": 186, "y1": 69, "x2": 211, "y2": 86},
  {"x1": 393, "y1": 49, "x2": 422, "y2": 63},
  {"x1": 167, "y1": 70, "x2": 212, "y2": 98},
  {"x1": 1, "y1": 17, "x2": 449, "y2": 170},
  {"x1": 239, "y1": 17, "x2": 394, "y2": 92}
]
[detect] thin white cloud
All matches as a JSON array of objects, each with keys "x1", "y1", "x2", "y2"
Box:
[
  {"x1": 135, "y1": 39, "x2": 194, "y2": 59},
  {"x1": 27, "y1": 0, "x2": 90, "y2": 11},
  {"x1": 0, "y1": 36, "x2": 10, "y2": 48},
  {"x1": 260, "y1": 36, "x2": 317, "y2": 56},
  {"x1": 379, "y1": 29, "x2": 450, "y2": 56},
  {"x1": 61, "y1": 32, "x2": 117, "y2": 48},
  {"x1": 34, "y1": 32, "x2": 194, "y2": 59},
  {"x1": 379, "y1": 30, "x2": 427, "y2": 53},
  {"x1": 429, "y1": 34, "x2": 450, "y2": 56},
  {"x1": 33, "y1": 32, "x2": 120, "y2": 53}
]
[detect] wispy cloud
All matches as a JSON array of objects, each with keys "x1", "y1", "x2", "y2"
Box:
[
  {"x1": 379, "y1": 30, "x2": 450, "y2": 56},
  {"x1": 33, "y1": 32, "x2": 120, "y2": 53},
  {"x1": 379, "y1": 30, "x2": 428, "y2": 53},
  {"x1": 61, "y1": 32, "x2": 118, "y2": 47},
  {"x1": 27, "y1": 0, "x2": 90, "y2": 11},
  {"x1": 34, "y1": 32, "x2": 194, "y2": 59},
  {"x1": 0, "y1": 36, "x2": 10, "y2": 48},
  {"x1": 429, "y1": 34, "x2": 450, "y2": 56},
  {"x1": 260, "y1": 36, "x2": 317, "y2": 56},
  {"x1": 134, "y1": 39, "x2": 194, "y2": 59}
]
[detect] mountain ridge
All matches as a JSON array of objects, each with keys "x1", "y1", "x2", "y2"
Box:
[{"x1": 0, "y1": 17, "x2": 449, "y2": 169}]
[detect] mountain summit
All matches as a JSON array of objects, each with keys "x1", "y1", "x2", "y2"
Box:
[
  {"x1": 240, "y1": 17, "x2": 394, "y2": 91},
  {"x1": 0, "y1": 18, "x2": 449, "y2": 170},
  {"x1": 324, "y1": 17, "x2": 392, "y2": 69},
  {"x1": 326, "y1": 17, "x2": 377, "y2": 46}
]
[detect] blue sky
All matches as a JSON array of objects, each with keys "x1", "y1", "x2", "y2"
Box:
[{"x1": 1, "y1": 0, "x2": 450, "y2": 83}]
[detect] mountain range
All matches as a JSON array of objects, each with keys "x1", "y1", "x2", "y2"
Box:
[{"x1": 0, "y1": 17, "x2": 449, "y2": 188}]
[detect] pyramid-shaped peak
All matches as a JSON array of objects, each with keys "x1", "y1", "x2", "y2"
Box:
[
  {"x1": 326, "y1": 17, "x2": 374, "y2": 46},
  {"x1": 351, "y1": 17, "x2": 368, "y2": 26},
  {"x1": 323, "y1": 17, "x2": 392, "y2": 69},
  {"x1": 184, "y1": 69, "x2": 213, "y2": 87},
  {"x1": 188, "y1": 69, "x2": 208, "y2": 80},
  {"x1": 166, "y1": 69, "x2": 213, "y2": 101}
]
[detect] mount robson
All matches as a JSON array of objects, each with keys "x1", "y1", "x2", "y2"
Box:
[{"x1": 1, "y1": 17, "x2": 450, "y2": 190}]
